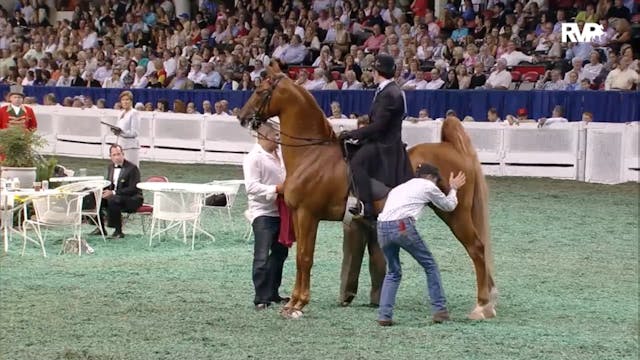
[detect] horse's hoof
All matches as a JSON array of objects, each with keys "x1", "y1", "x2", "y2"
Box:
[
  {"x1": 280, "y1": 307, "x2": 304, "y2": 319},
  {"x1": 468, "y1": 305, "x2": 486, "y2": 320},
  {"x1": 468, "y1": 304, "x2": 497, "y2": 320},
  {"x1": 289, "y1": 309, "x2": 304, "y2": 319}
]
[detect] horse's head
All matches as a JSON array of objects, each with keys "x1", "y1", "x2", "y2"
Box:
[{"x1": 237, "y1": 60, "x2": 287, "y2": 130}]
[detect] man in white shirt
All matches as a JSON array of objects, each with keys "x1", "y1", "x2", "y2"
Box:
[
  {"x1": 162, "y1": 50, "x2": 177, "y2": 78},
  {"x1": 303, "y1": 68, "x2": 327, "y2": 90},
  {"x1": 22, "y1": 41, "x2": 45, "y2": 62},
  {"x1": 243, "y1": 123, "x2": 289, "y2": 310},
  {"x1": 484, "y1": 59, "x2": 512, "y2": 89},
  {"x1": 271, "y1": 35, "x2": 288, "y2": 61},
  {"x1": 376, "y1": 163, "x2": 466, "y2": 326},
  {"x1": 605, "y1": 56, "x2": 640, "y2": 90},
  {"x1": 499, "y1": 41, "x2": 535, "y2": 66},
  {"x1": 424, "y1": 69, "x2": 445, "y2": 89},
  {"x1": 342, "y1": 70, "x2": 363, "y2": 90},
  {"x1": 563, "y1": 58, "x2": 584, "y2": 83},
  {"x1": 187, "y1": 62, "x2": 205, "y2": 84},
  {"x1": 131, "y1": 66, "x2": 149, "y2": 89},
  {"x1": 250, "y1": 61, "x2": 264, "y2": 82},
  {"x1": 538, "y1": 105, "x2": 569, "y2": 127},
  {"x1": 402, "y1": 71, "x2": 428, "y2": 90}
]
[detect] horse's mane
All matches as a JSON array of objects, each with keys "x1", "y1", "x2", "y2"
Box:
[{"x1": 274, "y1": 71, "x2": 336, "y2": 138}]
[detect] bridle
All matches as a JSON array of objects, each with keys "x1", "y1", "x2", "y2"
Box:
[{"x1": 248, "y1": 75, "x2": 337, "y2": 148}]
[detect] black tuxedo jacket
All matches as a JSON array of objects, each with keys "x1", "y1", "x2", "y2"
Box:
[
  {"x1": 107, "y1": 160, "x2": 143, "y2": 199},
  {"x1": 349, "y1": 81, "x2": 405, "y2": 145},
  {"x1": 347, "y1": 81, "x2": 413, "y2": 187}
]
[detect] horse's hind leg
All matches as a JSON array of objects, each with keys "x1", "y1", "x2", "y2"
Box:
[
  {"x1": 282, "y1": 208, "x2": 319, "y2": 318},
  {"x1": 446, "y1": 210, "x2": 496, "y2": 320}
]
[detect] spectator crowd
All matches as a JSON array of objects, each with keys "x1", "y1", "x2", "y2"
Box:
[{"x1": 0, "y1": 0, "x2": 637, "y2": 118}]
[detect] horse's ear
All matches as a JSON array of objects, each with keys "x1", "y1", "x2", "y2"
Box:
[{"x1": 268, "y1": 59, "x2": 287, "y2": 75}]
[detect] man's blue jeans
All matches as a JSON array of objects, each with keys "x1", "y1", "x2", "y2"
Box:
[
  {"x1": 252, "y1": 216, "x2": 288, "y2": 305},
  {"x1": 377, "y1": 217, "x2": 447, "y2": 321}
]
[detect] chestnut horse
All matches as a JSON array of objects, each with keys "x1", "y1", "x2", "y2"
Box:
[{"x1": 237, "y1": 63, "x2": 497, "y2": 320}]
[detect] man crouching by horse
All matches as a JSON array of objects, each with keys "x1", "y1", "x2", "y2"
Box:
[{"x1": 338, "y1": 53, "x2": 414, "y2": 220}]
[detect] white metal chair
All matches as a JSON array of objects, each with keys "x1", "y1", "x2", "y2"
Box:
[
  {"x1": 22, "y1": 192, "x2": 84, "y2": 257},
  {"x1": 149, "y1": 190, "x2": 211, "y2": 250},
  {"x1": 56, "y1": 180, "x2": 109, "y2": 242},
  {"x1": 124, "y1": 175, "x2": 169, "y2": 234}
]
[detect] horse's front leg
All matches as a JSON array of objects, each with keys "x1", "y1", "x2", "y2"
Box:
[{"x1": 282, "y1": 208, "x2": 319, "y2": 319}]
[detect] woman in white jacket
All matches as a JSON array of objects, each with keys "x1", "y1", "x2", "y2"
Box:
[{"x1": 114, "y1": 91, "x2": 141, "y2": 167}]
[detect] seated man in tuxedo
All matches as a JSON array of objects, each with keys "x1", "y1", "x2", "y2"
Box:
[{"x1": 90, "y1": 144, "x2": 143, "y2": 238}]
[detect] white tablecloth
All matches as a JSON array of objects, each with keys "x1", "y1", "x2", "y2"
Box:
[
  {"x1": 137, "y1": 182, "x2": 230, "y2": 194},
  {"x1": 49, "y1": 176, "x2": 105, "y2": 183}
]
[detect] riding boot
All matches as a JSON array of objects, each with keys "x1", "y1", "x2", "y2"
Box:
[
  {"x1": 352, "y1": 167, "x2": 374, "y2": 215},
  {"x1": 363, "y1": 203, "x2": 377, "y2": 220}
]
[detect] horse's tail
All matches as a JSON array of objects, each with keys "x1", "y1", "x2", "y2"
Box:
[{"x1": 441, "y1": 117, "x2": 495, "y2": 282}]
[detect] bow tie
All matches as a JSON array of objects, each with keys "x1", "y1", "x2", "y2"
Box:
[{"x1": 114, "y1": 165, "x2": 122, "y2": 168}]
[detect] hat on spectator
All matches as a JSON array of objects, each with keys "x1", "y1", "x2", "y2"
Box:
[
  {"x1": 373, "y1": 53, "x2": 396, "y2": 78},
  {"x1": 517, "y1": 108, "x2": 528, "y2": 116},
  {"x1": 179, "y1": 13, "x2": 190, "y2": 20},
  {"x1": 8, "y1": 84, "x2": 24, "y2": 97}
]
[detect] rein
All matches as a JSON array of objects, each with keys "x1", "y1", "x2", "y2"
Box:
[
  {"x1": 249, "y1": 75, "x2": 337, "y2": 148},
  {"x1": 252, "y1": 124, "x2": 336, "y2": 147}
]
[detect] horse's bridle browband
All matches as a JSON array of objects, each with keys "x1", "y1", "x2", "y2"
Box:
[{"x1": 249, "y1": 75, "x2": 336, "y2": 148}]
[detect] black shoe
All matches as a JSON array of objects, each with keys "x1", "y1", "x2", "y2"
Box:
[
  {"x1": 255, "y1": 303, "x2": 271, "y2": 311},
  {"x1": 89, "y1": 228, "x2": 105, "y2": 236},
  {"x1": 270, "y1": 296, "x2": 290, "y2": 304},
  {"x1": 108, "y1": 231, "x2": 125, "y2": 239},
  {"x1": 377, "y1": 319, "x2": 394, "y2": 327}
]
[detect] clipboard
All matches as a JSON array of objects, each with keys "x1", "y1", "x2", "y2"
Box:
[
  {"x1": 100, "y1": 120, "x2": 120, "y2": 131},
  {"x1": 101, "y1": 121, "x2": 122, "y2": 135}
]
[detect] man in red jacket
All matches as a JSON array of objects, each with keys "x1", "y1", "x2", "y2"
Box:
[{"x1": 0, "y1": 85, "x2": 38, "y2": 130}]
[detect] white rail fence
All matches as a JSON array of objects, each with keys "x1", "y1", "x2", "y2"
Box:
[{"x1": 32, "y1": 107, "x2": 638, "y2": 184}]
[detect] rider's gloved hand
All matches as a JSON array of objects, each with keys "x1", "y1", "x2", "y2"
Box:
[{"x1": 338, "y1": 131, "x2": 352, "y2": 142}]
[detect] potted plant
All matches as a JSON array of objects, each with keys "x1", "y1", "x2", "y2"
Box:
[{"x1": 0, "y1": 125, "x2": 48, "y2": 187}]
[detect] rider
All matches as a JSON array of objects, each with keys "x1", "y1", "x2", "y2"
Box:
[{"x1": 339, "y1": 53, "x2": 413, "y2": 220}]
